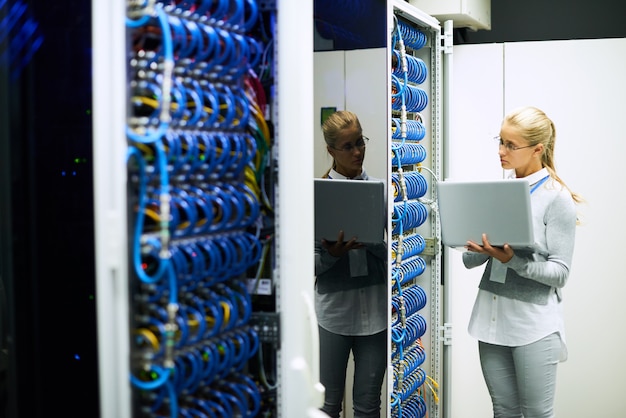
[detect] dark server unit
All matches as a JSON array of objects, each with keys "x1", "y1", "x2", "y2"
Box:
[{"x1": 0, "y1": 1, "x2": 99, "y2": 418}]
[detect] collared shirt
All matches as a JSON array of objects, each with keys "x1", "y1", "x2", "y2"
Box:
[
  {"x1": 327, "y1": 168, "x2": 367, "y2": 180},
  {"x1": 467, "y1": 168, "x2": 572, "y2": 361}
]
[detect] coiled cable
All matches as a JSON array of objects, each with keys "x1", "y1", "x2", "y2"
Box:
[
  {"x1": 391, "y1": 117, "x2": 426, "y2": 142},
  {"x1": 394, "y1": 19, "x2": 427, "y2": 50},
  {"x1": 392, "y1": 171, "x2": 428, "y2": 201},
  {"x1": 392, "y1": 49, "x2": 428, "y2": 84}
]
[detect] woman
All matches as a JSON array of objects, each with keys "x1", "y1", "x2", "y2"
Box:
[
  {"x1": 314, "y1": 110, "x2": 387, "y2": 418},
  {"x1": 463, "y1": 106, "x2": 582, "y2": 418}
]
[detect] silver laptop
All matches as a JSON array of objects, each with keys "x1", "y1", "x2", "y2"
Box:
[
  {"x1": 436, "y1": 179, "x2": 535, "y2": 250},
  {"x1": 314, "y1": 178, "x2": 385, "y2": 244}
]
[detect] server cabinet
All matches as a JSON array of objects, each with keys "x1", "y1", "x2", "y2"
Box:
[{"x1": 93, "y1": 1, "x2": 319, "y2": 417}]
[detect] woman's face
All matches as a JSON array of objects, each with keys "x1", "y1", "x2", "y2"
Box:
[
  {"x1": 328, "y1": 126, "x2": 365, "y2": 178},
  {"x1": 498, "y1": 122, "x2": 543, "y2": 177}
]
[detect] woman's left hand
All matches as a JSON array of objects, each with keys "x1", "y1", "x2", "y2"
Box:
[{"x1": 466, "y1": 233, "x2": 514, "y2": 263}]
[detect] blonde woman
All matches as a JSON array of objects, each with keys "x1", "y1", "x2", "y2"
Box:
[
  {"x1": 464, "y1": 106, "x2": 582, "y2": 418},
  {"x1": 314, "y1": 110, "x2": 387, "y2": 418}
]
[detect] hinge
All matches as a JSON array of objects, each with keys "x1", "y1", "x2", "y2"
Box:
[
  {"x1": 421, "y1": 237, "x2": 439, "y2": 256},
  {"x1": 440, "y1": 323, "x2": 452, "y2": 345},
  {"x1": 442, "y1": 20, "x2": 453, "y2": 54}
]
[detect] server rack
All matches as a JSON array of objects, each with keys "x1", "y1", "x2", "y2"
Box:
[
  {"x1": 93, "y1": 1, "x2": 319, "y2": 417},
  {"x1": 388, "y1": 2, "x2": 443, "y2": 418}
]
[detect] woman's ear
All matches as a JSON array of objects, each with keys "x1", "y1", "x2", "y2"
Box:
[{"x1": 327, "y1": 145, "x2": 335, "y2": 158}]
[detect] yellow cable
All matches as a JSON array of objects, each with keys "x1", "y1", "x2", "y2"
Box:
[
  {"x1": 131, "y1": 96, "x2": 159, "y2": 109},
  {"x1": 244, "y1": 166, "x2": 261, "y2": 196},
  {"x1": 426, "y1": 374, "x2": 440, "y2": 389},
  {"x1": 250, "y1": 104, "x2": 270, "y2": 144},
  {"x1": 220, "y1": 301, "x2": 231, "y2": 328},
  {"x1": 134, "y1": 328, "x2": 160, "y2": 351},
  {"x1": 132, "y1": 142, "x2": 154, "y2": 156},
  {"x1": 143, "y1": 207, "x2": 161, "y2": 223},
  {"x1": 426, "y1": 380, "x2": 439, "y2": 404}
]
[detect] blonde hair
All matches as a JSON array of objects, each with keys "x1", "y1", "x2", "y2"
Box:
[
  {"x1": 504, "y1": 106, "x2": 583, "y2": 203},
  {"x1": 320, "y1": 110, "x2": 362, "y2": 177}
]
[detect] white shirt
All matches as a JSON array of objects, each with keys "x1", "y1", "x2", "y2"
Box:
[
  {"x1": 468, "y1": 168, "x2": 568, "y2": 361},
  {"x1": 468, "y1": 290, "x2": 567, "y2": 360}
]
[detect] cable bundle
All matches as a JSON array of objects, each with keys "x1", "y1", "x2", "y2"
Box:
[
  {"x1": 391, "y1": 342, "x2": 428, "y2": 418},
  {"x1": 399, "y1": 285, "x2": 427, "y2": 317},
  {"x1": 392, "y1": 312, "x2": 427, "y2": 356},
  {"x1": 391, "y1": 234, "x2": 426, "y2": 260},
  {"x1": 392, "y1": 50, "x2": 428, "y2": 84},
  {"x1": 180, "y1": 374, "x2": 262, "y2": 417},
  {"x1": 395, "y1": 366, "x2": 426, "y2": 398},
  {"x1": 126, "y1": 2, "x2": 268, "y2": 417},
  {"x1": 390, "y1": 16, "x2": 434, "y2": 418},
  {"x1": 395, "y1": 256, "x2": 427, "y2": 287},
  {"x1": 138, "y1": 371, "x2": 262, "y2": 417},
  {"x1": 394, "y1": 393, "x2": 427, "y2": 418},
  {"x1": 402, "y1": 343, "x2": 426, "y2": 372},
  {"x1": 392, "y1": 171, "x2": 428, "y2": 202},
  {"x1": 391, "y1": 143, "x2": 427, "y2": 166},
  {"x1": 392, "y1": 201, "x2": 428, "y2": 235},
  {"x1": 391, "y1": 79, "x2": 429, "y2": 113},
  {"x1": 391, "y1": 118, "x2": 426, "y2": 142},
  {"x1": 395, "y1": 20, "x2": 427, "y2": 50},
  {"x1": 139, "y1": 184, "x2": 258, "y2": 237}
]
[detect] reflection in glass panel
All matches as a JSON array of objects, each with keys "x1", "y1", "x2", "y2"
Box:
[{"x1": 313, "y1": 1, "x2": 390, "y2": 417}]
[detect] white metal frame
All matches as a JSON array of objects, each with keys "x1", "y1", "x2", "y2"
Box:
[
  {"x1": 92, "y1": 1, "x2": 131, "y2": 417},
  {"x1": 276, "y1": 0, "x2": 325, "y2": 416}
]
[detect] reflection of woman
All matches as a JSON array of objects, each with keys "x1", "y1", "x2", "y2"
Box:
[
  {"x1": 314, "y1": 110, "x2": 387, "y2": 418},
  {"x1": 463, "y1": 106, "x2": 582, "y2": 418}
]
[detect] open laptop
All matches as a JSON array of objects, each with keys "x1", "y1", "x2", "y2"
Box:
[
  {"x1": 314, "y1": 178, "x2": 385, "y2": 244},
  {"x1": 436, "y1": 179, "x2": 535, "y2": 250}
]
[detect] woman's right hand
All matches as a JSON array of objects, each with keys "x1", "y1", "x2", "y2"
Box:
[
  {"x1": 466, "y1": 233, "x2": 514, "y2": 263},
  {"x1": 321, "y1": 230, "x2": 364, "y2": 257}
]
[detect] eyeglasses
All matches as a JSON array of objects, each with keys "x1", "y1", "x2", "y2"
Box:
[
  {"x1": 495, "y1": 136, "x2": 535, "y2": 152},
  {"x1": 331, "y1": 136, "x2": 369, "y2": 153}
]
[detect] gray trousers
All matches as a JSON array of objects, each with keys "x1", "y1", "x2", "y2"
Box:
[
  {"x1": 478, "y1": 332, "x2": 561, "y2": 418},
  {"x1": 319, "y1": 326, "x2": 387, "y2": 418}
]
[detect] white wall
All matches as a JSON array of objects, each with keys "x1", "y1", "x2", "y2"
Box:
[{"x1": 448, "y1": 38, "x2": 626, "y2": 418}]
